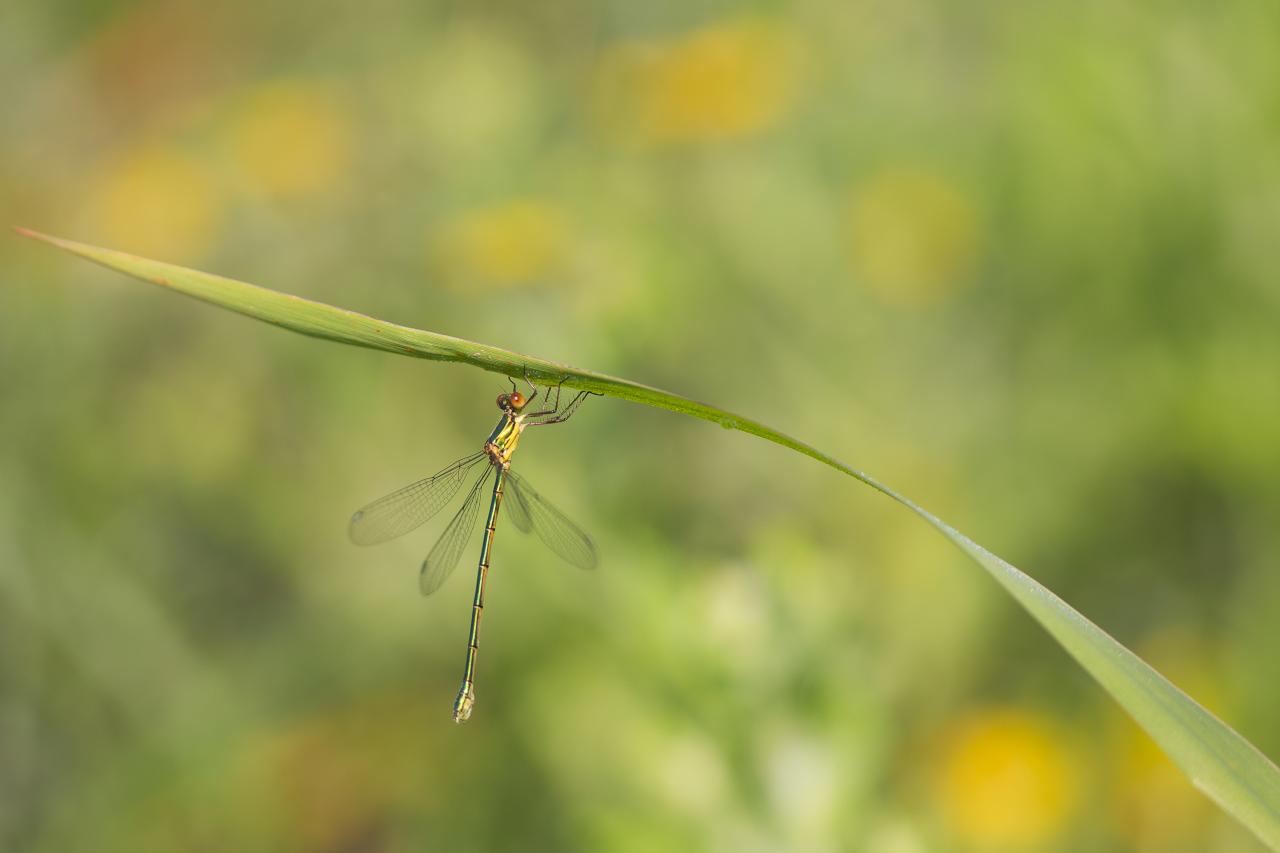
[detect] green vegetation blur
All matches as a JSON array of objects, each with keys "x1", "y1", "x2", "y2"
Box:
[{"x1": 3, "y1": 2, "x2": 1279, "y2": 851}]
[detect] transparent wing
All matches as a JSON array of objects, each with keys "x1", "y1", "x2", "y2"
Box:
[
  {"x1": 419, "y1": 466, "x2": 491, "y2": 596},
  {"x1": 349, "y1": 452, "x2": 486, "y2": 546},
  {"x1": 506, "y1": 471, "x2": 598, "y2": 570},
  {"x1": 505, "y1": 475, "x2": 533, "y2": 534}
]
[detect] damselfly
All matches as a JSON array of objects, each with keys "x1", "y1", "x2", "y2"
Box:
[{"x1": 349, "y1": 378, "x2": 597, "y2": 722}]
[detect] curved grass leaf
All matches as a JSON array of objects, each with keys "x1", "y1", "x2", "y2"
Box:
[{"x1": 16, "y1": 227, "x2": 1280, "y2": 848}]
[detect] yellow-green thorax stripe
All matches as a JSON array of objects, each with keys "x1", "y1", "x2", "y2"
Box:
[{"x1": 485, "y1": 412, "x2": 525, "y2": 468}]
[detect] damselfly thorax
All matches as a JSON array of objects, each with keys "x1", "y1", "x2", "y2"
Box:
[{"x1": 484, "y1": 391, "x2": 527, "y2": 469}]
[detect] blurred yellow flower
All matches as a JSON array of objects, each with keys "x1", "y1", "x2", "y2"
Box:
[
  {"x1": 435, "y1": 199, "x2": 570, "y2": 288},
  {"x1": 849, "y1": 168, "x2": 981, "y2": 308},
  {"x1": 88, "y1": 145, "x2": 223, "y2": 260},
  {"x1": 936, "y1": 708, "x2": 1080, "y2": 848},
  {"x1": 596, "y1": 19, "x2": 799, "y2": 145},
  {"x1": 224, "y1": 81, "x2": 352, "y2": 199}
]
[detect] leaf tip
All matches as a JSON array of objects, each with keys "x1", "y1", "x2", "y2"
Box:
[
  {"x1": 13, "y1": 226, "x2": 62, "y2": 248},
  {"x1": 13, "y1": 228, "x2": 89, "y2": 259}
]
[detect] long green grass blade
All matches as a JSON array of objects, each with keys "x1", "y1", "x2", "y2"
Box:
[{"x1": 16, "y1": 227, "x2": 1280, "y2": 848}]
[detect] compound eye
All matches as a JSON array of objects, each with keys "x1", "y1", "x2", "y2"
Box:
[
  {"x1": 509, "y1": 391, "x2": 525, "y2": 410},
  {"x1": 496, "y1": 393, "x2": 509, "y2": 410}
]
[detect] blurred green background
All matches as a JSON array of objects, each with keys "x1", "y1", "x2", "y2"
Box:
[{"x1": 3, "y1": 1, "x2": 1279, "y2": 850}]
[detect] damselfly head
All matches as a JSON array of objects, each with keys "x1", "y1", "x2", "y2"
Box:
[{"x1": 498, "y1": 391, "x2": 527, "y2": 412}]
